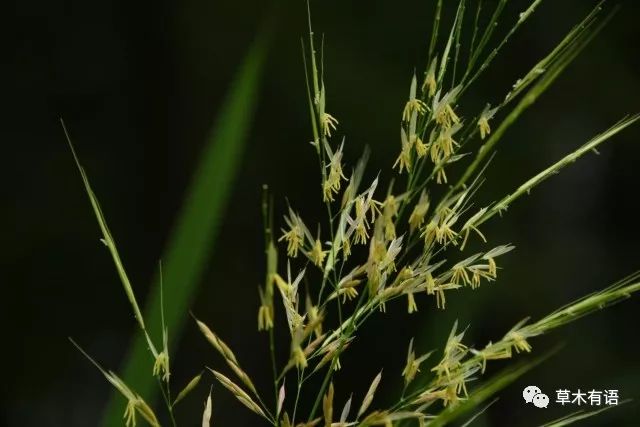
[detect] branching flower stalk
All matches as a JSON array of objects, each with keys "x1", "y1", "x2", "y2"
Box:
[{"x1": 67, "y1": 1, "x2": 639, "y2": 426}]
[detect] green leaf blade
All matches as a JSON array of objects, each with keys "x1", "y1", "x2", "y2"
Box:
[{"x1": 99, "y1": 29, "x2": 270, "y2": 427}]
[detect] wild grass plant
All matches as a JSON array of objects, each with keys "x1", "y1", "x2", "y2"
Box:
[{"x1": 68, "y1": 1, "x2": 639, "y2": 426}]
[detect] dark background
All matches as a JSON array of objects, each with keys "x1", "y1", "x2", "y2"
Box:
[{"x1": 3, "y1": 0, "x2": 640, "y2": 426}]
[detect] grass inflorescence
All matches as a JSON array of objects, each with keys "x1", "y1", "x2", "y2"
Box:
[{"x1": 67, "y1": 1, "x2": 638, "y2": 426}]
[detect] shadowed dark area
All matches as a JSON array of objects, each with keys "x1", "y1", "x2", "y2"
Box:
[{"x1": 3, "y1": 0, "x2": 640, "y2": 426}]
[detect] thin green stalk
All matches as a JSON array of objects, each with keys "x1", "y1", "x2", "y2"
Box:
[
  {"x1": 461, "y1": 0, "x2": 544, "y2": 93},
  {"x1": 464, "y1": 0, "x2": 508, "y2": 78},
  {"x1": 451, "y1": 0, "x2": 466, "y2": 87},
  {"x1": 475, "y1": 115, "x2": 639, "y2": 228},
  {"x1": 450, "y1": 6, "x2": 610, "y2": 198},
  {"x1": 468, "y1": 0, "x2": 483, "y2": 56},
  {"x1": 437, "y1": 0, "x2": 466, "y2": 86},
  {"x1": 157, "y1": 378, "x2": 177, "y2": 427},
  {"x1": 428, "y1": 0, "x2": 443, "y2": 62},
  {"x1": 292, "y1": 368, "x2": 304, "y2": 423},
  {"x1": 63, "y1": 119, "x2": 152, "y2": 345}
]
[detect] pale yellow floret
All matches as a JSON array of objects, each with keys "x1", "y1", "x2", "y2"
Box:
[
  {"x1": 407, "y1": 292, "x2": 418, "y2": 313},
  {"x1": 292, "y1": 345, "x2": 307, "y2": 368},
  {"x1": 279, "y1": 209, "x2": 313, "y2": 258},
  {"x1": 424, "y1": 271, "x2": 436, "y2": 295},
  {"x1": 413, "y1": 135, "x2": 428, "y2": 158},
  {"x1": 306, "y1": 299, "x2": 323, "y2": 339},
  {"x1": 402, "y1": 339, "x2": 432, "y2": 385},
  {"x1": 279, "y1": 225, "x2": 304, "y2": 258},
  {"x1": 402, "y1": 98, "x2": 428, "y2": 122},
  {"x1": 435, "y1": 209, "x2": 460, "y2": 246},
  {"x1": 393, "y1": 141, "x2": 413, "y2": 173},
  {"x1": 152, "y1": 351, "x2": 170, "y2": 382},
  {"x1": 257, "y1": 283, "x2": 274, "y2": 331},
  {"x1": 435, "y1": 104, "x2": 459, "y2": 128},
  {"x1": 257, "y1": 304, "x2": 274, "y2": 331},
  {"x1": 437, "y1": 128, "x2": 457, "y2": 159},
  {"x1": 350, "y1": 196, "x2": 372, "y2": 245},
  {"x1": 433, "y1": 87, "x2": 462, "y2": 128},
  {"x1": 422, "y1": 57, "x2": 438, "y2": 97},
  {"x1": 478, "y1": 116, "x2": 491, "y2": 140},
  {"x1": 307, "y1": 238, "x2": 327, "y2": 267},
  {"x1": 321, "y1": 112, "x2": 339, "y2": 137},
  {"x1": 436, "y1": 167, "x2": 448, "y2": 184},
  {"x1": 342, "y1": 238, "x2": 351, "y2": 257},
  {"x1": 477, "y1": 104, "x2": 498, "y2": 140},
  {"x1": 381, "y1": 195, "x2": 399, "y2": 241},
  {"x1": 322, "y1": 143, "x2": 348, "y2": 202},
  {"x1": 421, "y1": 220, "x2": 439, "y2": 247},
  {"x1": 451, "y1": 265, "x2": 471, "y2": 287},
  {"x1": 434, "y1": 283, "x2": 461, "y2": 309},
  {"x1": 436, "y1": 219, "x2": 457, "y2": 245},
  {"x1": 487, "y1": 257, "x2": 497, "y2": 277},
  {"x1": 124, "y1": 399, "x2": 137, "y2": 427},
  {"x1": 408, "y1": 191, "x2": 430, "y2": 232},
  {"x1": 506, "y1": 330, "x2": 532, "y2": 353}
]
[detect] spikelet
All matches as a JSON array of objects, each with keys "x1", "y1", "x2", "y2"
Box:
[
  {"x1": 173, "y1": 372, "x2": 203, "y2": 407},
  {"x1": 196, "y1": 319, "x2": 257, "y2": 394},
  {"x1": 209, "y1": 369, "x2": 267, "y2": 419},
  {"x1": 322, "y1": 382, "x2": 334, "y2": 427},
  {"x1": 358, "y1": 370, "x2": 382, "y2": 418},
  {"x1": 202, "y1": 389, "x2": 213, "y2": 427}
]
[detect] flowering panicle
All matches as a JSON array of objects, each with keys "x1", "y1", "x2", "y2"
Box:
[{"x1": 73, "y1": 5, "x2": 640, "y2": 426}]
